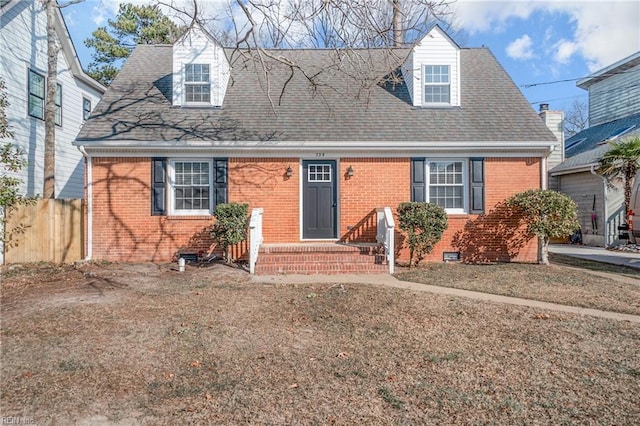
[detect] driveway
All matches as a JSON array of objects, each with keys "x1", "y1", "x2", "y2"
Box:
[{"x1": 549, "y1": 244, "x2": 640, "y2": 270}]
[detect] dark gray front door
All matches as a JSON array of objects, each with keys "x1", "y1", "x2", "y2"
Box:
[{"x1": 303, "y1": 160, "x2": 337, "y2": 239}]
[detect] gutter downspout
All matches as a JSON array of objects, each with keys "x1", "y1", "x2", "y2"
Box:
[
  {"x1": 78, "y1": 145, "x2": 92, "y2": 260},
  {"x1": 590, "y1": 164, "x2": 608, "y2": 247}
]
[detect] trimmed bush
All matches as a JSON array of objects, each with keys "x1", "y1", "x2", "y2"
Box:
[
  {"x1": 211, "y1": 202, "x2": 249, "y2": 263},
  {"x1": 397, "y1": 202, "x2": 448, "y2": 267},
  {"x1": 505, "y1": 189, "x2": 579, "y2": 265}
]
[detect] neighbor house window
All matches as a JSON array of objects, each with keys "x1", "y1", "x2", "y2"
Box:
[
  {"x1": 424, "y1": 65, "x2": 450, "y2": 104},
  {"x1": 184, "y1": 64, "x2": 211, "y2": 103},
  {"x1": 169, "y1": 160, "x2": 212, "y2": 215},
  {"x1": 82, "y1": 97, "x2": 91, "y2": 120},
  {"x1": 55, "y1": 84, "x2": 62, "y2": 126},
  {"x1": 28, "y1": 69, "x2": 45, "y2": 120},
  {"x1": 428, "y1": 160, "x2": 465, "y2": 211}
]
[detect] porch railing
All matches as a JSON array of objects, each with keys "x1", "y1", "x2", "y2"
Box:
[
  {"x1": 249, "y1": 208, "x2": 264, "y2": 274},
  {"x1": 606, "y1": 205, "x2": 626, "y2": 246},
  {"x1": 376, "y1": 207, "x2": 395, "y2": 274}
]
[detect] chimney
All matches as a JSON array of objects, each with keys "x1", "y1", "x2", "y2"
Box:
[{"x1": 539, "y1": 103, "x2": 549, "y2": 112}]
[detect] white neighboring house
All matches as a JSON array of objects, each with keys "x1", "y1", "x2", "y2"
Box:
[
  {"x1": 551, "y1": 51, "x2": 640, "y2": 247},
  {"x1": 0, "y1": 0, "x2": 105, "y2": 199}
]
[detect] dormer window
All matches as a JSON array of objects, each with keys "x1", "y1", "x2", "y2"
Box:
[
  {"x1": 424, "y1": 65, "x2": 450, "y2": 105},
  {"x1": 185, "y1": 64, "x2": 211, "y2": 104}
]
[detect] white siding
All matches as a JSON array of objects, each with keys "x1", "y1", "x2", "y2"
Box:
[
  {"x1": 0, "y1": 1, "x2": 102, "y2": 198},
  {"x1": 401, "y1": 52, "x2": 414, "y2": 104},
  {"x1": 405, "y1": 26, "x2": 460, "y2": 107},
  {"x1": 588, "y1": 63, "x2": 640, "y2": 126},
  {"x1": 172, "y1": 27, "x2": 230, "y2": 107},
  {"x1": 539, "y1": 110, "x2": 564, "y2": 190},
  {"x1": 557, "y1": 172, "x2": 625, "y2": 247}
]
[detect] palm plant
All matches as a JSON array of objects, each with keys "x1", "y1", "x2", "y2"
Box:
[{"x1": 598, "y1": 135, "x2": 640, "y2": 220}]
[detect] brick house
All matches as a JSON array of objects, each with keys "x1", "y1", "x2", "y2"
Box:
[{"x1": 75, "y1": 25, "x2": 557, "y2": 272}]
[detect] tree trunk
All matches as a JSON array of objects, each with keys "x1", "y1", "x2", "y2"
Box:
[
  {"x1": 44, "y1": 0, "x2": 58, "y2": 199},
  {"x1": 392, "y1": 0, "x2": 403, "y2": 47},
  {"x1": 624, "y1": 165, "x2": 633, "y2": 219},
  {"x1": 540, "y1": 236, "x2": 550, "y2": 265}
]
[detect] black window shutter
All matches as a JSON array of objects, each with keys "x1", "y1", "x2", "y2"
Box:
[
  {"x1": 469, "y1": 158, "x2": 485, "y2": 214},
  {"x1": 411, "y1": 158, "x2": 426, "y2": 202},
  {"x1": 214, "y1": 158, "x2": 228, "y2": 208},
  {"x1": 151, "y1": 158, "x2": 167, "y2": 216}
]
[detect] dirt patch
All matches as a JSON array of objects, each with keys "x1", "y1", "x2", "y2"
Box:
[{"x1": 1, "y1": 261, "x2": 639, "y2": 424}]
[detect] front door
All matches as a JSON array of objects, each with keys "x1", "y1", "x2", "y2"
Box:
[{"x1": 302, "y1": 160, "x2": 337, "y2": 239}]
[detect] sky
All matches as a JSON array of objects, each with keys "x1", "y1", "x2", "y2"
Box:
[{"x1": 61, "y1": 0, "x2": 640, "y2": 113}]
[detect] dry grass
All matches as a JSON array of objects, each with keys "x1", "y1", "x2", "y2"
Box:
[
  {"x1": 396, "y1": 255, "x2": 640, "y2": 315},
  {"x1": 1, "y1": 261, "x2": 639, "y2": 425}
]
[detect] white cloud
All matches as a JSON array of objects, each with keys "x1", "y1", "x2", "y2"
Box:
[
  {"x1": 452, "y1": 0, "x2": 640, "y2": 71},
  {"x1": 506, "y1": 34, "x2": 535, "y2": 60},
  {"x1": 553, "y1": 39, "x2": 578, "y2": 64}
]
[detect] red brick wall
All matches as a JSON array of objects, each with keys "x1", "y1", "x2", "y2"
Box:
[
  {"x1": 89, "y1": 156, "x2": 540, "y2": 263},
  {"x1": 339, "y1": 159, "x2": 409, "y2": 242},
  {"x1": 228, "y1": 158, "x2": 299, "y2": 243},
  {"x1": 91, "y1": 157, "x2": 216, "y2": 262}
]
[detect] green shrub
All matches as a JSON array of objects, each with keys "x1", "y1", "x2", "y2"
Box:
[
  {"x1": 505, "y1": 189, "x2": 579, "y2": 265},
  {"x1": 211, "y1": 202, "x2": 249, "y2": 263},
  {"x1": 397, "y1": 202, "x2": 448, "y2": 267}
]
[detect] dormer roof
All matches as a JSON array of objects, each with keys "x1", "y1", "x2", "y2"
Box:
[{"x1": 77, "y1": 43, "x2": 555, "y2": 146}]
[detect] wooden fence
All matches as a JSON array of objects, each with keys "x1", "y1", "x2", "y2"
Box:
[{"x1": 4, "y1": 199, "x2": 83, "y2": 264}]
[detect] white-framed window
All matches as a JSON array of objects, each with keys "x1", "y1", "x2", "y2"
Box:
[
  {"x1": 424, "y1": 65, "x2": 450, "y2": 105},
  {"x1": 28, "y1": 69, "x2": 45, "y2": 120},
  {"x1": 428, "y1": 160, "x2": 466, "y2": 213},
  {"x1": 184, "y1": 63, "x2": 211, "y2": 104},
  {"x1": 55, "y1": 83, "x2": 62, "y2": 126},
  {"x1": 82, "y1": 97, "x2": 91, "y2": 120},
  {"x1": 168, "y1": 159, "x2": 213, "y2": 215},
  {"x1": 308, "y1": 164, "x2": 332, "y2": 182}
]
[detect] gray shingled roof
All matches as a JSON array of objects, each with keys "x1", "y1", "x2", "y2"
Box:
[
  {"x1": 551, "y1": 113, "x2": 640, "y2": 174},
  {"x1": 77, "y1": 44, "x2": 555, "y2": 144}
]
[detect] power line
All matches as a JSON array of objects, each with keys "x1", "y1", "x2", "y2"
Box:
[{"x1": 520, "y1": 68, "x2": 637, "y2": 89}]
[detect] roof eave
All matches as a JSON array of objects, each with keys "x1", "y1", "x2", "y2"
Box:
[
  {"x1": 550, "y1": 163, "x2": 599, "y2": 176},
  {"x1": 75, "y1": 139, "x2": 556, "y2": 157}
]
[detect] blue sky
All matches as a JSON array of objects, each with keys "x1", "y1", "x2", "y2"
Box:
[{"x1": 62, "y1": 0, "x2": 640, "y2": 113}]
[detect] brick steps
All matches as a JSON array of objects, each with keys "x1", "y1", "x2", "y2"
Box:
[{"x1": 254, "y1": 243, "x2": 389, "y2": 275}]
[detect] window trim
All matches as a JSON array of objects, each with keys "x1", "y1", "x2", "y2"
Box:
[
  {"x1": 167, "y1": 159, "x2": 214, "y2": 216},
  {"x1": 28, "y1": 69, "x2": 45, "y2": 120},
  {"x1": 82, "y1": 97, "x2": 91, "y2": 121},
  {"x1": 184, "y1": 63, "x2": 211, "y2": 105},
  {"x1": 55, "y1": 83, "x2": 62, "y2": 126},
  {"x1": 423, "y1": 65, "x2": 451, "y2": 106},
  {"x1": 426, "y1": 159, "x2": 468, "y2": 214}
]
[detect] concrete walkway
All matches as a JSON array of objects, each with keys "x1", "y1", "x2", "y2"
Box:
[
  {"x1": 549, "y1": 243, "x2": 640, "y2": 270},
  {"x1": 252, "y1": 273, "x2": 640, "y2": 324}
]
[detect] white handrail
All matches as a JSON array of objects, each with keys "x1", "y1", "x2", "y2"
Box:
[
  {"x1": 376, "y1": 207, "x2": 395, "y2": 274},
  {"x1": 249, "y1": 208, "x2": 264, "y2": 274}
]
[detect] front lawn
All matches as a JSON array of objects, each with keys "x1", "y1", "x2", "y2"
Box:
[
  {"x1": 1, "y1": 262, "x2": 638, "y2": 424},
  {"x1": 396, "y1": 254, "x2": 640, "y2": 315}
]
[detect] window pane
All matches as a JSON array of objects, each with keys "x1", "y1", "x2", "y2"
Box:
[
  {"x1": 29, "y1": 71, "x2": 44, "y2": 97},
  {"x1": 429, "y1": 161, "x2": 464, "y2": 210},
  {"x1": 29, "y1": 97, "x2": 44, "y2": 119},
  {"x1": 185, "y1": 64, "x2": 210, "y2": 83},
  {"x1": 173, "y1": 161, "x2": 211, "y2": 212},
  {"x1": 185, "y1": 84, "x2": 211, "y2": 103},
  {"x1": 424, "y1": 65, "x2": 450, "y2": 104},
  {"x1": 83, "y1": 98, "x2": 91, "y2": 120}
]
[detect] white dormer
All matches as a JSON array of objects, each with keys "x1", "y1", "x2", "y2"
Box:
[
  {"x1": 172, "y1": 25, "x2": 230, "y2": 107},
  {"x1": 401, "y1": 25, "x2": 461, "y2": 108}
]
